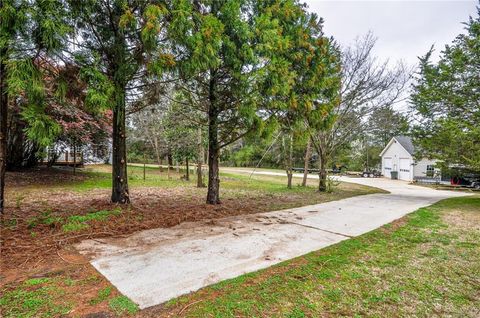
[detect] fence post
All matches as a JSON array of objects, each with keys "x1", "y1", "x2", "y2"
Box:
[{"x1": 143, "y1": 153, "x2": 146, "y2": 181}]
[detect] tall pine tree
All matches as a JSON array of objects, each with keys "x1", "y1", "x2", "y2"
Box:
[
  {"x1": 411, "y1": 7, "x2": 480, "y2": 170},
  {"x1": 66, "y1": 0, "x2": 170, "y2": 203},
  {"x1": 256, "y1": 1, "x2": 341, "y2": 190},
  {"x1": 169, "y1": 0, "x2": 282, "y2": 204}
]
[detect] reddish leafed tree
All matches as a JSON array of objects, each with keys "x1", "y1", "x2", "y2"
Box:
[{"x1": 8, "y1": 58, "x2": 112, "y2": 169}]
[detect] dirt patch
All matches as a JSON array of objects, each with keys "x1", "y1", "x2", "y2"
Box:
[
  {"x1": 379, "y1": 217, "x2": 408, "y2": 235},
  {"x1": 441, "y1": 209, "x2": 480, "y2": 231},
  {"x1": 5, "y1": 166, "x2": 89, "y2": 188}
]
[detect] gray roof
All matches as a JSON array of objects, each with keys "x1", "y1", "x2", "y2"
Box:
[{"x1": 394, "y1": 135, "x2": 415, "y2": 155}]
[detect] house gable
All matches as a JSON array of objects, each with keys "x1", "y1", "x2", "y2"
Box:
[{"x1": 379, "y1": 137, "x2": 413, "y2": 160}]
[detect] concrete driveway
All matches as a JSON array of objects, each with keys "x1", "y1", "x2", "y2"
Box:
[{"x1": 76, "y1": 172, "x2": 469, "y2": 309}]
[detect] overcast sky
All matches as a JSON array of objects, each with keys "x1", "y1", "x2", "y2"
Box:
[{"x1": 305, "y1": 0, "x2": 478, "y2": 67}]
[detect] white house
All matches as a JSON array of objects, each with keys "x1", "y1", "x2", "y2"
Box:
[
  {"x1": 379, "y1": 136, "x2": 438, "y2": 181},
  {"x1": 45, "y1": 141, "x2": 111, "y2": 166}
]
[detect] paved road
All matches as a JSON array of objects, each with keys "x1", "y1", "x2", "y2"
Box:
[{"x1": 76, "y1": 172, "x2": 469, "y2": 309}]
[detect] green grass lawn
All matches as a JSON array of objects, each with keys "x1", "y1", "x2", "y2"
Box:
[
  {"x1": 154, "y1": 196, "x2": 480, "y2": 318},
  {"x1": 54, "y1": 164, "x2": 302, "y2": 192},
  {"x1": 56, "y1": 164, "x2": 192, "y2": 191},
  {"x1": 71, "y1": 164, "x2": 309, "y2": 192}
]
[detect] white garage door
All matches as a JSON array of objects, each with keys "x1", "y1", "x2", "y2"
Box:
[{"x1": 399, "y1": 158, "x2": 411, "y2": 181}]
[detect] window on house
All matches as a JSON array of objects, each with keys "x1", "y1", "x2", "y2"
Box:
[{"x1": 426, "y1": 165, "x2": 435, "y2": 177}]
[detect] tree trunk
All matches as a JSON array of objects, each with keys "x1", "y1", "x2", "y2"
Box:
[
  {"x1": 283, "y1": 134, "x2": 293, "y2": 189},
  {"x1": 6, "y1": 101, "x2": 27, "y2": 170},
  {"x1": 166, "y1": 155, "x2": 171, "y2": 179},
  {"x1": 197, "y1": 162, "x2": 204, "y2": 187},
  {"x1": 185, "y1": 157, "x2": 190, "y2": 181},
  {"x1": 6, "y1": 128, "x2": 25, "y2": 170},
  {"x1": 47, "y1": 146, "x2": 59, "y2": 167},
  {"x1": 167, "y1": 151, "x2": 173, "y2": 167},
  {"x1": 73, "y1": 142, "x2": 76, "y2": 175},
  {"x1": 287, "y1": 171, "x2": 293, "y2": 189},
  {"x1": 197, "y1": 127, "x2": 205, "y2": 188},
  {"x1": 153, "y1": 136, "x2": 162, "y2": 173},
  {"x1": 206, "y1": 72, "x2": 221, "y2": 204},
  {"x1": 205, "y1": 145, "x2": 208, "y2": 166},
  {"x1": 143, "y1": 153, "x2": 146, "y2": 180},
  {"x1": 302, "y1": 137, "x2": 311, "y2": 187},
  {"x1": 0, "y1": 53, "x2": 7, "y2": 214},
  {"x1": 207, "y1": 145, "x2": 220, "y2": 204},
  {"x1": 318, "y1": 152, "x2": 327, "y2": 192},
  {"x1": 111, "y1": 88, "x2": 130, "y2": 203}
]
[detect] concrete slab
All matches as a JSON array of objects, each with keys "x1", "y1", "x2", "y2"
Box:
[{"x1": 76, "y1": 173, "x2": 469, "y2": 309}]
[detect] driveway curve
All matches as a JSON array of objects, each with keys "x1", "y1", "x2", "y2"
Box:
[{"x1": 76, "y1": 170, "x2": 469, "y2": 309}]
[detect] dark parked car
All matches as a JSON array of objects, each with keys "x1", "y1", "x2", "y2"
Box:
[
  {"x1": 464, "y1": 175, "x2": 480, "y2": 190},
  {"x1": 451, "y1": 174, "x2": 480, "y2": 189}
]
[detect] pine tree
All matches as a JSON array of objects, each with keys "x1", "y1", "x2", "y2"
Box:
[
  {"x1": 169, "y1": 0, "x2": 283, "y2": 204},
  {"x1": 256, "y1": 1, "x2": 342, "y2": 190},
  {"x1": 66, "y1": 0, "x2": 170, "y2": 203},
  {"x1": 411, "y1": 7, "x2": 480, "y2": 170}
]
